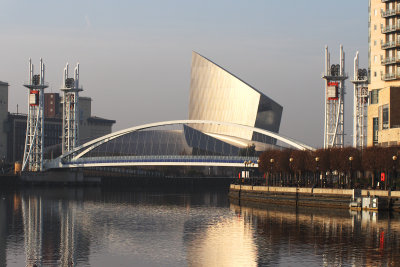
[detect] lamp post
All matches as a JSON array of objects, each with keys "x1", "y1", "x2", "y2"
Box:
[
  {"x1": 289, "y1": 157, "x2": 294, "y2": 187},
  {"x1": 251, "y1": 161, "x2": 255, "y2": 184},
  {"x1": 315, "y1": 157, "x2": 320, "y2": 187},
  {"x1": 243, "y1": 161, "x2": 249, "y2": 180},
  {"x1": 0, "y1": 157, "x2": 4, "y2": 175},
  {"x1": 349, "y1": 156, "x2": 353, "y2": 189},
  {"x1": 243, "y1": 161, "x2": 247, "y2": 184},
  {"x1": 248, "y1": 161, "x2": 252, "y2": 180},
  {"x1": 392, "y1": 155, "x2": 397, "y2": 190},
  {"x1": 270, "y1": 158, "x2": 274, "y2": 186}
]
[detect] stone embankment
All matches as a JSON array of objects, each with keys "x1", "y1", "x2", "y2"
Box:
[{"x1": 229, "y1": 184, "x2": 400, "y2": 211}]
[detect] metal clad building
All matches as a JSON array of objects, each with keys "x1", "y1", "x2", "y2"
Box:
[{"x1": 189, "y1": 52, "x2": 282, "y2": 143}]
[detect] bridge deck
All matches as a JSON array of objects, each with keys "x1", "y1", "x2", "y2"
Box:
[{"x1": 59, "y1": 155, "x2": 259, "y2": 168}]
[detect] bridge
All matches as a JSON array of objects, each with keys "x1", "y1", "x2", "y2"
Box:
[{"x1": 44, "y1": 120, "x2": 314, "y2": 170}]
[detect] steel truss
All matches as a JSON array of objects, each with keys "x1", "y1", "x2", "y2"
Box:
[
  {"x1": 351, "y1": 52, "x2": 368, "y2": 149},
  {"x1": 22, "y1": 59, "x2": 48, "y2": 171},
  {"x1": 61, "y1": 63, "x2": 82, "y2": 155},
  {"x1": 322, "y1": 45, "x2": 348, "y2": 149}
]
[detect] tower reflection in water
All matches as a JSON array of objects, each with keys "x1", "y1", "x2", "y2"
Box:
[
  {"x1": 5, "y1": 189, "x2": 400, "y2": 266},
  {"x1": 230, "y1": 203, "x2": 400, "y2": 266},
  {"x1": 20, "y1": 191, "x2": 89, "y2": 267},
  {"x1": 0, "y1": 198, "x2": 6, "y2": 267}
]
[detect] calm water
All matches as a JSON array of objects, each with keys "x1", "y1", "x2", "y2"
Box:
[{"x1": 1, "y1": 186, "x2": 400, "y2": 266}]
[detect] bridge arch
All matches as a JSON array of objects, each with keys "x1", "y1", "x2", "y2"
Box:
[{"x1": 46, "y1": 120, "x2": 313, "y2": 169}]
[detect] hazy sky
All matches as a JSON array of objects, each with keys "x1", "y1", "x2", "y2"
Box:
[{"x1": 0, "y1": 0, "x2": 368, "y2": 148}]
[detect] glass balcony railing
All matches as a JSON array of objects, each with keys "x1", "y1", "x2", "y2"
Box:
[
  {"x1": 381, "y1": 56, "x2": 400, "y2": 65},
  {"x1": 381, "y1": 9, "x2": 398, "y2": 18},
  {"x1": 382, "y1": 24, "x2": 400, "y2": 34},
  {"x1": 381, "y1": 40, "x2": 400, "y2": 49},
  {"x1": 382, "y1": 72, "x2": 400, "y2": 81}
]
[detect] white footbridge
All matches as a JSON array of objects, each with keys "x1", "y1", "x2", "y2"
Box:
[{"x1": 44, "y1": 120, "x2": 314, "y2": 170}]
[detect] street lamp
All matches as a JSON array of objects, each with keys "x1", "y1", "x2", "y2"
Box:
[
  {"x1": 392, "y1": 155, "x2": 397, "y2": 190},
  {"x1": 256, "y1": 159, "x2": 261, "y2": 185},
  {"x1": 289, "y1": 157, "x2": 294, "y2": 186},
  {"x1": 270, "y1": 158, "x2": 274, "y2": 186},
  {"x1": 315, "y1": 157, "x2": 320, "y2": 187},
  {"x1": 243, "y1": 161, "x2": 248, "y2": 180},
  {"x1": 349, "y1": 156, "x2": 353, "y2": 189}
]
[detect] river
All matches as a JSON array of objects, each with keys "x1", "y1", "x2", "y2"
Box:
[{"x1": 0, "y1": 186, "x2": 399, "y2": 266}]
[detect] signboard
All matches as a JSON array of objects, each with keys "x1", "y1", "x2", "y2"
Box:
[
  {"x1": 29, "y1": 90, "x2": 39, "y2": 106},
  {"x1": 381, "y1": 172, "x2": 385, "y2": 182},
  {"x1": 327, "y1": 82, "x2": 338, "y2": 100}
]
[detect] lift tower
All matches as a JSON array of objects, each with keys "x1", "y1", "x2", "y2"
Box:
[
  {"x1": 351, "y1": 52, "x2": 368, "y2": 149},
  {"x1": 61, "y1": 63, "x2": 83, "y2": 154},
  {"x1": 22, "y1": 58, "x2": 48, "y2": 171},
  {"x1": 322, "y1": 45, "x2": 348, "y2": 148}
]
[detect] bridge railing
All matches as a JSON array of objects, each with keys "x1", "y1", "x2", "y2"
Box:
[{"x1": 65, "y1": 155, "x2": 259, "y2": 165}]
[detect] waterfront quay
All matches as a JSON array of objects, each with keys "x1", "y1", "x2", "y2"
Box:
[{"x1": 229, "y1": 184, "x2": 400, "y2": 211}]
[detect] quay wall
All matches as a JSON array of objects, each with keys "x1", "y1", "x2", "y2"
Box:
[{"x1": 229, "y1": 185, "x2": 397, "y2": 210}]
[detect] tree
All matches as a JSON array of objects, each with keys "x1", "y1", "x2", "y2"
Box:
[
  {"x1": 239, "y1": 144, "x2": 256, "y2": 157},
  {"x1": 258, "y1": 149, "x2": 282, "y2": 186}
]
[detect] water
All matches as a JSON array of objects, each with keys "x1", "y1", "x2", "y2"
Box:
[{"x1": 1, "y1": 186, "x2": 400, "y2": 266}]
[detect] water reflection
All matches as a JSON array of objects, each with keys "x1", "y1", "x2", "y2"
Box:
[
  {"x1": 2, "y1": 187, "x2": 400, "y2": 266},
  {"x1": 19, "y1": 191, "x2": 90, "y2": 267},
  {"x1": 184, "y1": 214, "x2": 257, "y2": 267},
  {"x1": 3, "y1": 188, "x2": 236, "y2": 267},
  {"x1": 0, "y1": 198, "x2": 6, "y2": 267},
  {"x1": 231, "y1": 203, "x2": 400, "y2": 266}
]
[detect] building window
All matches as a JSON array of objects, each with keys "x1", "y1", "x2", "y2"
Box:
[
  {"x1": 374, "y1": 9, "x2": 377, "y2": 16},
  {"x1": 370, "y1": 89, "x2": 379, "y2": 104},
  {"x1": 374, "y1": 40, "x2": 377, "y2": 46},
  {"x1": 382, "y1": 104, "x2": 389, "y2": 129},
  {"x1": 374, "y1": 55, "x2": 377, "y2": 62},
  {"x1": 374, "y1": 71, "x2": 377, "y2": 77},
  {"x1": 374, "y1": 24, "x2": 377, "y2": 30},
  {"x1": 373, "y1": 117, "x2": 379, "y2": 145}
]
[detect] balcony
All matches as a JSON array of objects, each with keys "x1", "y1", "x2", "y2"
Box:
[
  {"x1": 381, "y1": 8, "x2": 400, "y2": 18},
  {"x1": 382, "y1": 0, "x2": 396, "y2": 2},
  {"x1": 382, "y1": 24, "x2": 400, "y2": 34},
  {"x1": 381, "y1": 40, "x2": 400, "y2": 49},
  {"x1": 381, "y1": 56, "x2": 400, "y2": 65},
  {"x1": 383, "y1": 72, "x2": 400, "y2": 81}
]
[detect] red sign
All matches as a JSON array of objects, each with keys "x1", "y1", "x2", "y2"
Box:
[
  {"x1": 29, "y1": 90, "x2": 39, "y2": 106},
  {"x1": 381, "y1": 172, "x2": 385, "y2": 182},
  {"x1": 327, "y1": 82, "x2": 339, "y2": 100}
]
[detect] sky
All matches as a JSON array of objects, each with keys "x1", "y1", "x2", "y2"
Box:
[{"x1": 0, "y1": 0, "x2": 368, "y2": 148}]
